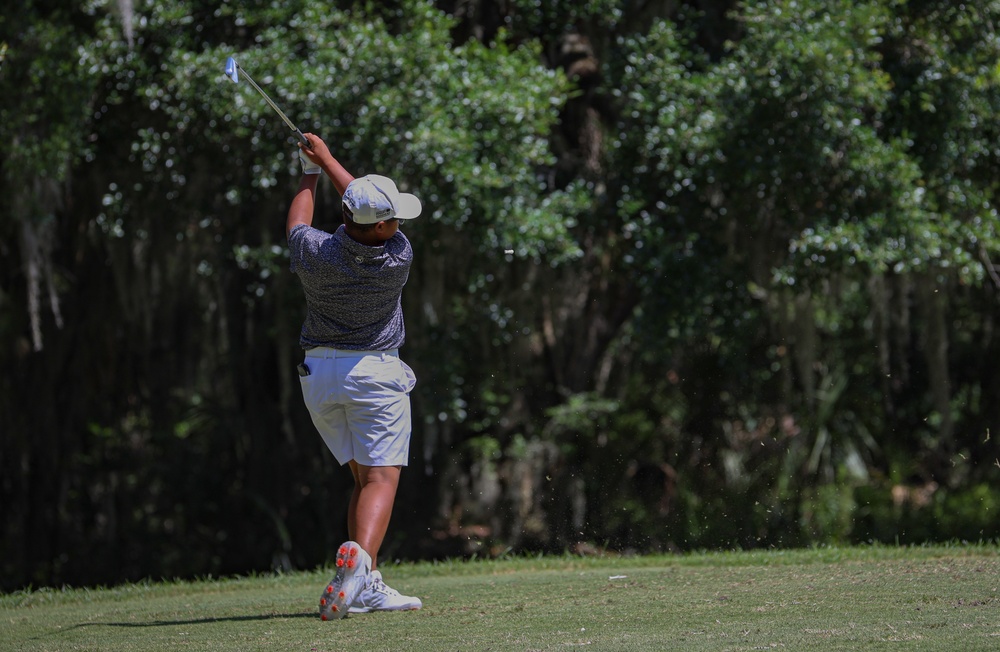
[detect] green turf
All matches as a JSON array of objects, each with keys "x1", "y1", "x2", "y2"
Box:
[{"x1": 2, "y1": 545, "x2": 998, "y2": 651}]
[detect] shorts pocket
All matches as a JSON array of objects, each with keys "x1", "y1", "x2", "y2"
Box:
[
  {"x1": 399, "y1": 360, "x2": 417, "y2": 394},
  {"x1": 346, "y1": 355, "x2": 416, "y2": 395}
]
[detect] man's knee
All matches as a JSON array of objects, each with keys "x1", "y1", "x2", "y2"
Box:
[{"x1": 356, "y1": 464, "x2": 402, "y2": 488}]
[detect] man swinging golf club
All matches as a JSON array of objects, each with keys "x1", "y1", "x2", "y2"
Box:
[{"x1": 287, "y1": 133, "x2": 423, "y2": 619}]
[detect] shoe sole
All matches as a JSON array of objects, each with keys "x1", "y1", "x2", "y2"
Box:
[
  {"x1": 348, "y1": 604, "x2": 421, "y2": 614},
  {"x1": 318, "y1": 543, "x2": 369, "y2": 621}
]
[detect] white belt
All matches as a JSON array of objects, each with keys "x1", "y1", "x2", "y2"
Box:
[{"x1": 304, "y1": 347, "x2": 398, "y2": 359}]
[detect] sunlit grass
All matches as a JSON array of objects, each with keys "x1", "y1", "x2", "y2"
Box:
[{"x1": 3, "y1": 545, "x2": 998, "y2": 651}]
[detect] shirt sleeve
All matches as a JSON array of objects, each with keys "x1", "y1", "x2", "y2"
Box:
[{"x1": 288, "y1": 223, "x2": 320, "y2": 274}]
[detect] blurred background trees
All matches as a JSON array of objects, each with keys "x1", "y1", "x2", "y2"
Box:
[{"x1": 2, "y1": 0, "x2": 999, "y2": 591}]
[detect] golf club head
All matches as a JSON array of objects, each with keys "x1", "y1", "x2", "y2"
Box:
[{"x1": 224, "y1": 57, "x2": 239, "y2": 83}]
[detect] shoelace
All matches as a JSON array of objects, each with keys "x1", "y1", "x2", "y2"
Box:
[{"x1": 370, "y1": 576, "x2": 401, "y2": 596}]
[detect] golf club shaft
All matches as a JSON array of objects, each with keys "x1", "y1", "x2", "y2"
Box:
[{"x1": 237, "y1": 64, "x2": 309, "y2": 147}]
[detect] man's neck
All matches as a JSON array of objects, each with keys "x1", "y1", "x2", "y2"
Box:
[{"x1": 345, "y1": 226, "x2": 386, "y2": 247}]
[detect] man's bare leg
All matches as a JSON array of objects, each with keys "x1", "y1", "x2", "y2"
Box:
[{"x1": 347, "y1": 460, "x2": 401, "y2": 570}]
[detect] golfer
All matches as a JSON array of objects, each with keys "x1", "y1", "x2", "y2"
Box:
[{"x1": 287, "y1": 133, "x2": 422, "y2": 620}]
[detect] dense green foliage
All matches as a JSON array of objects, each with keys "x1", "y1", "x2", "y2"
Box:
[{"x1": 2, "y1": 0, "x2": 999, "y2": 591}]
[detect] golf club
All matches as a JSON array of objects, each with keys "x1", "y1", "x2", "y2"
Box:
[{"x1": 225, "y1": 56, "x2": 310, "y2": 148}]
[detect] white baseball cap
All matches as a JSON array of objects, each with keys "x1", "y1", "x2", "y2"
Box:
[{"x1": 342, "y1": 174, "x2": 422, "y2": 224}]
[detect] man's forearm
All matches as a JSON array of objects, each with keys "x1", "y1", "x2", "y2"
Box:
[{"x1": 321, "y1": 156, "x2": 355, "y2": 197}]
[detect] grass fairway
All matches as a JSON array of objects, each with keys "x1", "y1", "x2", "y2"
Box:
[{"x1": 2, "y1": 545, "x2": 998, "y2": 651}]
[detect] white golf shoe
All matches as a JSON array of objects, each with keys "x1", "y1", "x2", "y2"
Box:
[
  {"x1": 318, "y1": 541, "x2": 372, "y2": 620},
  {"x1": 349, "y1": 570, "x2": 423, "y2": 613}
]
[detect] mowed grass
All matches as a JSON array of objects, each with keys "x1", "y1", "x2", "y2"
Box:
[{"x1": 2, "y1": 545, "x2": 999, "y2": 651}]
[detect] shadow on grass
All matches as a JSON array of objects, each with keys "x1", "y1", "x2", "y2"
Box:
[{"x1": 71, "y1": 611, "x2": 318, "y2": 629}]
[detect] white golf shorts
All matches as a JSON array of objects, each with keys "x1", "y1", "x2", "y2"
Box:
[{"x1": 299, "y1": 348, "x2": 416, "y2": 467}]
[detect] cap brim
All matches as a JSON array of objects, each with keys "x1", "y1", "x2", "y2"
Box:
[{"x1": 395, "y1": 192, "x2": 422, "y2": 220}]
